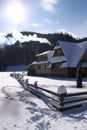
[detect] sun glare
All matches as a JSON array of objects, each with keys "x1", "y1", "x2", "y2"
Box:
[{"x1": 6, "y1": 2, "x2": 25, "y2": 24}]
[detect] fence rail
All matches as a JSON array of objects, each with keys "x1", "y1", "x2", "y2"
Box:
[{"x1": 10, "y1": 72, "x2": 87, "y2": 111}]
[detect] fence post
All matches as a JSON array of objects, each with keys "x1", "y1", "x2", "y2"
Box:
[
  {"x1": 33, "y1": 81, "x2": 38, "y2": 89},
  {"x1": 76, "y1": 63, "x2": 82, "y2": 88},
  {"x1": 57, "y1": 85, "x2": 67, "y2": 106},
  {"x1": 25, "y1": 79, "x2": 28, "y2": 86}
]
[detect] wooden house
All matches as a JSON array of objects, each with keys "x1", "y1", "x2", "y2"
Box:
[
  {"x1": 27, "y1": 41, "x2": 87, "y2": 77},
  {"x1": 27, "y1": 49, "x2": 54, "y2": 76}
]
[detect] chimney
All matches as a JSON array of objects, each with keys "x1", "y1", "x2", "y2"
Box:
[
  {"x1": 56, "y1": 41, "x2": 59, "y2": 46},
  {"x1": 49, "y1": 44, "x2": 54, "y2": 50}
]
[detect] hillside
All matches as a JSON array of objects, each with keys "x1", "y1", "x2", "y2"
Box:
[
  {"x1": 21, "y1": 31, "x2": 87, "y2": 43},
  {"x1": 8, "y1": 31, "x2": 80, "y2": 45}
]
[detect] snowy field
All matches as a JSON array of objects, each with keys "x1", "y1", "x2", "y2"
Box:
[{"x1": 0, "y1": 72, "x2": 87, "y2": 130}]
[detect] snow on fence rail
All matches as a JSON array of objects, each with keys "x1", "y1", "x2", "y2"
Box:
[{"x1": 10, "y1": 73, "x2": 87, "y2": 111}]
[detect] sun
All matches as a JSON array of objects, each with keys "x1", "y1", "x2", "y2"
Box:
[{"x1": 5, "y1": 2, "x2": 25, "y2": 24}]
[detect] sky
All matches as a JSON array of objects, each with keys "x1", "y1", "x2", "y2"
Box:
[{"x1": 0, "y1": 0, "x2": 87, "y2": 38}]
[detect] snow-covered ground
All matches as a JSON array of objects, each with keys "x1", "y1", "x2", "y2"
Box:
[{"x1": 0, "y1": 72, "x2": 87, "y2": 130}]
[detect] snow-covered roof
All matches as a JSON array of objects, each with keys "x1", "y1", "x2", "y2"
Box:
[
  {"x1": 54, "y1": 46, "x2": 61, "y2": 50},
  {"x1": 60, "y1": 62, "x2": 68, "y2": 68},
  {"x1": 59, "y1": 41, "x2": 87, "y2": 67},
  {"x1": 36, "y1": 50, "x2": 54, "y2": 60},
  {"x1": 27, "y1": 60, "x2": 49, "y2": 68},
  {"x1": 36, "y1": 51, "x2": 49, "y2": 56},
  {"x1": 46, "y1": 63, "x2": 51, "y2": 68},
  {"x1": 50, "y1": 56, "x2": 66, "y2": 63},
  {"x1": 32, "y1": 60, "x2": 49, "y2": 65}
]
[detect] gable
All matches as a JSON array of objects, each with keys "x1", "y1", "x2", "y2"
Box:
[
  {"x1": 59, "y1": 41, "x2": 87, "y2": 67},
  {"x1": 53, "y1": 46, "x2": 65, "y2": 57}
]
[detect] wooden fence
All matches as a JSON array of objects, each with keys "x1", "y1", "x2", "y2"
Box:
[{"x1": 10, "y1": 73, "x2": 87, "y2": 111}]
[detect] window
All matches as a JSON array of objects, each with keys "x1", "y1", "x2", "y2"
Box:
[{"x1": 37, "y1": 65, "x2": 41, "y2": 69}]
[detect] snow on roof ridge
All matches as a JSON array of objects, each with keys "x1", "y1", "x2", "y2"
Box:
[
  {"x1": 54, "y1": 46, "x2": 61, "y2": 49},
  {"x1": 36, "y1": 50, "x2": 54, "y2": 60},
  {"x1": 32, "y1": 60, "x2": 49, "y2": 65},
  {"x1": 36, "y1": 50, "x2": 54, "y2": 56},
  {"x1": 50, "y1": 56, "x2": 66, "y2": 63}
]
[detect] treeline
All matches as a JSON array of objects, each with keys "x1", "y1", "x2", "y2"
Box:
[
  {"x1": 0, "y1": 41, "x2": 49, "y2": 71},
  {"x1": 0, "y1": 31, "x2": 87, "y2": 71},
  {"x1": 7, "y1": 31, "x2": 80, "y2": 45},
  {"x1": 20, "y1": 31, "x2": 80, "y2": 44}
]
